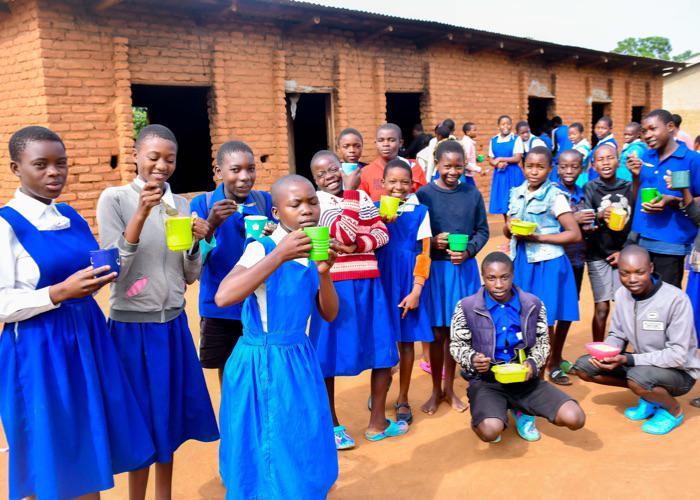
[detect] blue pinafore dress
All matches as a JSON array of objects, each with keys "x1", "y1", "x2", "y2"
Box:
[
  {"x1": 0, "y1": 204, "x2": 154, "y2": 500},
  {"x1": 489, "y1": 134, "x2": 525, "y2": 214},
  {"x1": 686, "y1": 271, "x2": 700, "y2": 343},
  {"x1": 375, "y1": 202, "x2": 433, "y2": 342},
  {"x1": 219, "y1": 237, "x2": 337, "y2": 499}
]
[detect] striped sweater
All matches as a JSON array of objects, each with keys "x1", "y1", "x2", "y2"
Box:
[{"x1": 317, "y1": 189, "x2": 389, "y2": 281}]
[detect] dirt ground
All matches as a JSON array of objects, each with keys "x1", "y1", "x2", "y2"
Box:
[{"x1": 1, "y1": 218, "x2": 699, "y2": 499}]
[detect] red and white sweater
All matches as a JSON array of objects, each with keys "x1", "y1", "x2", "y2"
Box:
[{"x1": 317, "y1": 189, "x2": 389, "y2": 281}]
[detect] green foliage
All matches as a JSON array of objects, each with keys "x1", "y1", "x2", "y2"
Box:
[
  {"x1": 132, "y1": 106, "x2": 148, "y2": 139},
  {"x1": 613, "y1": 36, "x2": 699, "y2": 62},
  {"x1": 672, "y1": 50, "x2": 700, "y2": 62}
]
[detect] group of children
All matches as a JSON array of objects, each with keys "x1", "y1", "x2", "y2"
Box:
[{"x1": 1, "y1": 106, "x2": 700, "y2": 499}]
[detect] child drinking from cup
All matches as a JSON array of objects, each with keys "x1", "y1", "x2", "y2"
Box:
[
  {"x1": 0, "y1": 126, "x2": 155, "y2": 500},
  {"x1": 505, "y1": 146, "x2": 582, "y2": 435},
  {"x1": 416, "y1": 140, "x2": 490, "y2": 415},
  {"x1": 450, "y1": 252, "x2": 585, "y2": 444},
  {"x1": 375, "y1": 159, "x2": 433, "y2": 424},
  {"x1": 588, "y1": 116, "x2": 618, "y2": 182},
  {"x1": 618, "y1": 122, "x2": 647, "y2": 181},
  {"x1": 568, "y1": 122, "x2": 591, "y2": 186},
  {"x1": 309, "y1": 150, "x2": 406, "y2": 447},
  {"x1": 583, "y1": 144, "x2": 632, "y2": 345},
  {"x1": 190, "y1": 140, "x2": 274, "y2": 388},
  {"x1": 215, "y1": 175, "x2": 339, "y2": 498},
  {"x1": 488, "y1": 115, "x2": 524, "y2": 219},
  {"x1": 96, "y1": 125, "x2": 219, "y2": 499},
  {"x1": 626, "y1": 109, "x2": 700, "y2": 288}
]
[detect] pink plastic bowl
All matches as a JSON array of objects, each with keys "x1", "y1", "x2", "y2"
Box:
[{"x1": 586, "y1": 342, "x2": 622, "y2": 360}]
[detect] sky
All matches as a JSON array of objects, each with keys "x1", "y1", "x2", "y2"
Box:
[{"x1": 309, "y1": 0, "x2": 699, "y2": 58}]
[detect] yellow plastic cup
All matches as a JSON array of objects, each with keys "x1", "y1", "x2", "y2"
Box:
[
  {"x1": 608, "y1": 207, "x2": 627, "y2": 231},
  {"x1": 379, "y1": 195, "x2": 400, "y2": 217},
  {"x1": 164, "y1": 216, "x2": 193, "y2": 252}
]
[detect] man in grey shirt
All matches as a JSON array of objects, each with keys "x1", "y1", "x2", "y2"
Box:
[{"x1": 575, "y1": 245, "x2": 700, "y2": 435}]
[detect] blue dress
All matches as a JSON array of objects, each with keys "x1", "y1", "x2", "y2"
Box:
[
  {"x1": 375, "y1": 201, "x2": 433, "y2": 342},
  {"x1": 686, "y1": 270, "x2": 700, "y2": 343},
  {"x1": 219, "y1": 237, "x2": 337, "y2": 499},
  {"x1": 0, "y1": 204, "x2": 155, "y2": 500},
  {"x1": 489, "y1": 134, "x2": 525, "y2": 214}
]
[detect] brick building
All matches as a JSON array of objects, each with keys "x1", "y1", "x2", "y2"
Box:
[{"x1": 0, "y1": 0, "x2": 683, "y2": 227}]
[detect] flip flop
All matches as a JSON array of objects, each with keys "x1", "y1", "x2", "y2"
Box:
[
  {"x1": 691, "y1": 397, "x2": 700, "y2": 408},
  {"x1": 419, "y1": 360, "x2": 432, "y2": 375},
  {"x1": 394, "y1": 402, "x2": 413, "y2": 425},
  {"x1": 364, "y1": 419, "x2": 409, "y2": 442},
  {"x1": 548, "y1": 368, "x2": 572, "y2": 386}
]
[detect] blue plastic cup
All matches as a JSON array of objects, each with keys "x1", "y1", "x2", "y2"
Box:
[{"x1": 90, "y1": 248, "x2": 120, "y2": 277}]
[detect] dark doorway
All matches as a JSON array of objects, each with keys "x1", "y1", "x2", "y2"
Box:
[
  {"x1": 591, "y1": 102, "x2": 611, "y2": 146},
  {"x1": 632, "y1": 105, "x2": 646, "y2": 124},
  {"x1": 527, "y1": 97, "x2": 554, "y2": 136},
  {"x1": 386, "y1": 92, "x2": 423, "y2": 153},
  {"x1": 131, "y1": 85, "x2": 214, "y2": 194},
  {"x1": 287, "y1": 93, "x2": 331, "y2": 181}
]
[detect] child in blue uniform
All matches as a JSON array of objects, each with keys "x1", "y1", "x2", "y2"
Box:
[
  {"x1": 488, "y1": 115, "x2": 524, "y2": 218},
  {"x1": 216, "y1": 175, "x2": 339, "y2": 499},
  {"x1": 417, "y1": 140, "x2": 490, "y2": 415},
  {"x1": 568, "y1": 122, "x2": 592, "y2": 186},
  {"x1": 190, "y1": 141, "x2": 274, "y2": 387},
  {"x1": 0, "y1": 126, "x2": 154, "y2": 500},
  {"x1": 618, "y1": 122, "x2": 646, "y2": 181},
  {"x1": 588, "y1": 116, "x2": 618, "y2": 181},
  {"x1": 96, "y1": 125, "x2": 219, "y2": 499},
  {"x1": 375, "y1": 159, "x2": 433, "y2": 424}
]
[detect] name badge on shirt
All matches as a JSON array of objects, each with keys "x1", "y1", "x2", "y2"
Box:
[
  {"x1": 516, "y1": 331, "x2": 523, "y2": 341},
  {"x1": 642, "y1": 321, "x2": 664, "y2": 331}
]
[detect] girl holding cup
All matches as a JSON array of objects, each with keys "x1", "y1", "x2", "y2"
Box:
[{"x1": 96, "y1": 124, "x2": 219, "y2": 499}]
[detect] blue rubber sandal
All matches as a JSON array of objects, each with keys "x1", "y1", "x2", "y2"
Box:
[
  {"x1": 641, "y1": 408, "x2": 684, "y2": 435},
  {"x1": 364, "y1": 418, "x2": 409, "y2": 442},
  {"x1": 624, "y1": 398, "x2": 659, "y2": 421},
  {"x1": 334, "y1": 426, "x2": 356, "y2": 450},
  {"x1": 513, "y1": 410, "x2": 541, "y2": 442}
]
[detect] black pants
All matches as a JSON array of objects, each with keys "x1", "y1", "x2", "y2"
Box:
[{"x1": 649, "y1": 252, "x2": 685, "y2": 289}]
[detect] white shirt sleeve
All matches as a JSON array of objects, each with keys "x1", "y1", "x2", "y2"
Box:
[
  {"x1": 416, "y1": 211, "x2": 432, "y2": 240},
  {"x1": 531, "y1": 137, "x2": 546, "y2": 148},
  {"x1": 512, "y1": 137, "x2": 525, "y2": 155},
  {"x1": 236, "y1": 241, "x2": 266, "y2": 269},
  {"x1": 488, "y1": 139, "x2": 495, "y2": 158},
  {"x1": 551, "y1": 193, "x2": 573, "y2": 218}
]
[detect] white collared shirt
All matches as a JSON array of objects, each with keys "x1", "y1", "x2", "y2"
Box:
[
  {"x1": 489, "y1": 133, "x2": 524, "y2": 157},
  {"x1": 0, "y1": 189, "x2": 68, "y2": 323}
]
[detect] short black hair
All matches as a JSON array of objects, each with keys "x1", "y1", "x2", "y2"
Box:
[
  {"x1": 671, "y1": 113, "x2": 682, "y2": 127},
  {"x1": 135, "y1": 124, "x2": 177, "y2": 150},
  {"x1": 515, "y1": 120, "x2": 530, "y2": 132},
  {"x1": 625, "y1": 121, "x2": 641, "y2": 134},
  {"x1": 337, "y1": 127, "x2": 363, "y2": 145},
  {"x1": 597, "y1": 116, "x2": 613, "y2": 128},
  {"x1": 377, "y1": 123, "x2": 402, "y2": 140},
  {"x1": 9, "y1": 126, "x2": 65, "y2": 162},
  {"x1": 435, "y1": 139, "x2": 464, "y2": 163},
  {"x1": 569, "y1": 122, "x2": 584, "y2": 133},
  {"x1": 644, "y1": 109, "x2": 673, "y2": 125},
  {"x1": 526, "y1": 145, "x2": 552, "y2": 165},
  {"x1": 481, "y1": 251, "x2": 514, "y2": 273},
  {"x1": 552, "y1": 116, "x2": 563, "y2": 126},
  {"x1": 435, "y1": 124, "x2": 451, "y2": 140},
  {"x1": 216, "y1": 140, "x2": 253, "y2": 165},
  {"x1": 270, "y1": 174, "x2": 314, "y2": 206},
  {"x1": 383, "y1": 158, "x2": 412, "y2": 179},
  {"x1": 593, "y1": 143, "x2": 618, "y2": 159},
  {"x1": 619, "y1": 244, "x2": 651, "y2": 266},
  {"x1": 441, "y1": 118, "x2": 456, "y2": 132},
  {"x1": 695, "y1": 134, "x2": 700, "y2": 145},
  {"x1": 413, "y1": 123, "x2": 424, "y2": 133},
  {"x1": 310, "y1": 149, "x2": 340, "y2": 168},
  {"x1": 462, "y1": 122, "x2": 475, "y2": 134},
  {"x1": 497, "y1": 115, "x2": 512, "y2": 125},
  {"x1": 558, "y1": 148, "x2": 583, "y2": 164}
]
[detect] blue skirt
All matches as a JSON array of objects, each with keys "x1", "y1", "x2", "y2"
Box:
[
  {"x1": 427, "y1": 259, "x2": 481, "y2": 327},
  {"x1": 513, "y1": 250, "x2": 580, "y2": 325},
  {"x1": 0, "y1": 298, "x2": 155, "y2": 500},
  {"x1": 686, "y1": 270, "x2": 700, "y2": 343},
  {"x1": 309, "y1": 278, "x2": 398, "y2": 377},
  {"x1": 489, "y1": 164, "x2": 524, "y2": 214},
  {"x1": 377, "y1": 250, "x2": 434, "y2": 343},
  {"x1": 109, "y1": 312, "x2": 219, "y2": 464},
  {"x1": 219, "y1": 334, "x2": 337, "y2": 499}
]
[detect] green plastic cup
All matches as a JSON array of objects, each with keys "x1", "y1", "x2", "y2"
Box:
[
  {"x1": 379, "y1": 195, "x2": 400, "y2": 217},
  {"x1": 671, "y1": 170, "x2": 690, "y2": 189},
  {"x1": 164, "y1": 216, "x2": 193, "y2": 252},
  {"x1": 244, "y1": 215, "x2": 268, "y2": 240},
  {"x1": 641, "y1": 187, "x2": 661, "y2": 204},
  {"x1": 477, "y1": 154, "x2": 485, "y2": 162},
  {"x1": 448, "y1": 233, "x2": 469, "y2": 251},
  {"x1": 304, "y1": 226, "x2": 330, "y2": 261}
]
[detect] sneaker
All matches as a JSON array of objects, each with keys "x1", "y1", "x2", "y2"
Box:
[
  {"x1": 641, "y1": 408, "x2": 684, "y2": 435},
  {"x1": 513, "y1": 410, "x2": 541, "y2": 442},
  {"x1": 624, "y1": 398, "x2": 659, "y2": 421},
  {"x1": 334, "y1": 426, "x2": 356, "y2": 450}
]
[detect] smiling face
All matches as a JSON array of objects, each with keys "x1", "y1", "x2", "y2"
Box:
[
  {"x1": 517, "y1": 125, "x2": 531, "y2": 143},
  {"x1": 498, "y1": 117, "x2": 512, "y2": 136},
  {"x1": 523, "y1": 152, "x2": 551, "y2": 189},
  {"x1": 310, "y1": 154, "x2": 342, "y2": 196},
  {"x1": 375, "y1": 128, "x2": 402, "y2": 162},
  {"x1": 618, "y1": 252, "x2": 654, "y2": 296},
  {"x1": 482, "y1": 260, "x2": 514, "y2": 302},
  {"x1": 382, "y1": 165, "x2": 412, "y2": 200},
  {"x1": 216, "y1": 150, "x2": 255, "y2": 202},
  {"x1": 133, "y1": 136, "x2": 177, "y2": 187},
  {"x1": 272, "y1": 179, "x2": 320, "y2": 231},
  {"x1": 436, "y1": 151, "x2": 464, "y2": 189},
  {"x1": 593, "y1": 144, "x2": 618, "y2": 181},
  {"x1": 641, "y1": 115, "x2": 674, "y2": 151},
  {"x1": 10, "y1": 140, "x2": 68, "y2": 202},
  {"x1": 557, "y1": 152, "x2": 583, "y2": 188},
  {"x1": 337, "y1": 132, "x2": 363, "y2": 163}
]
